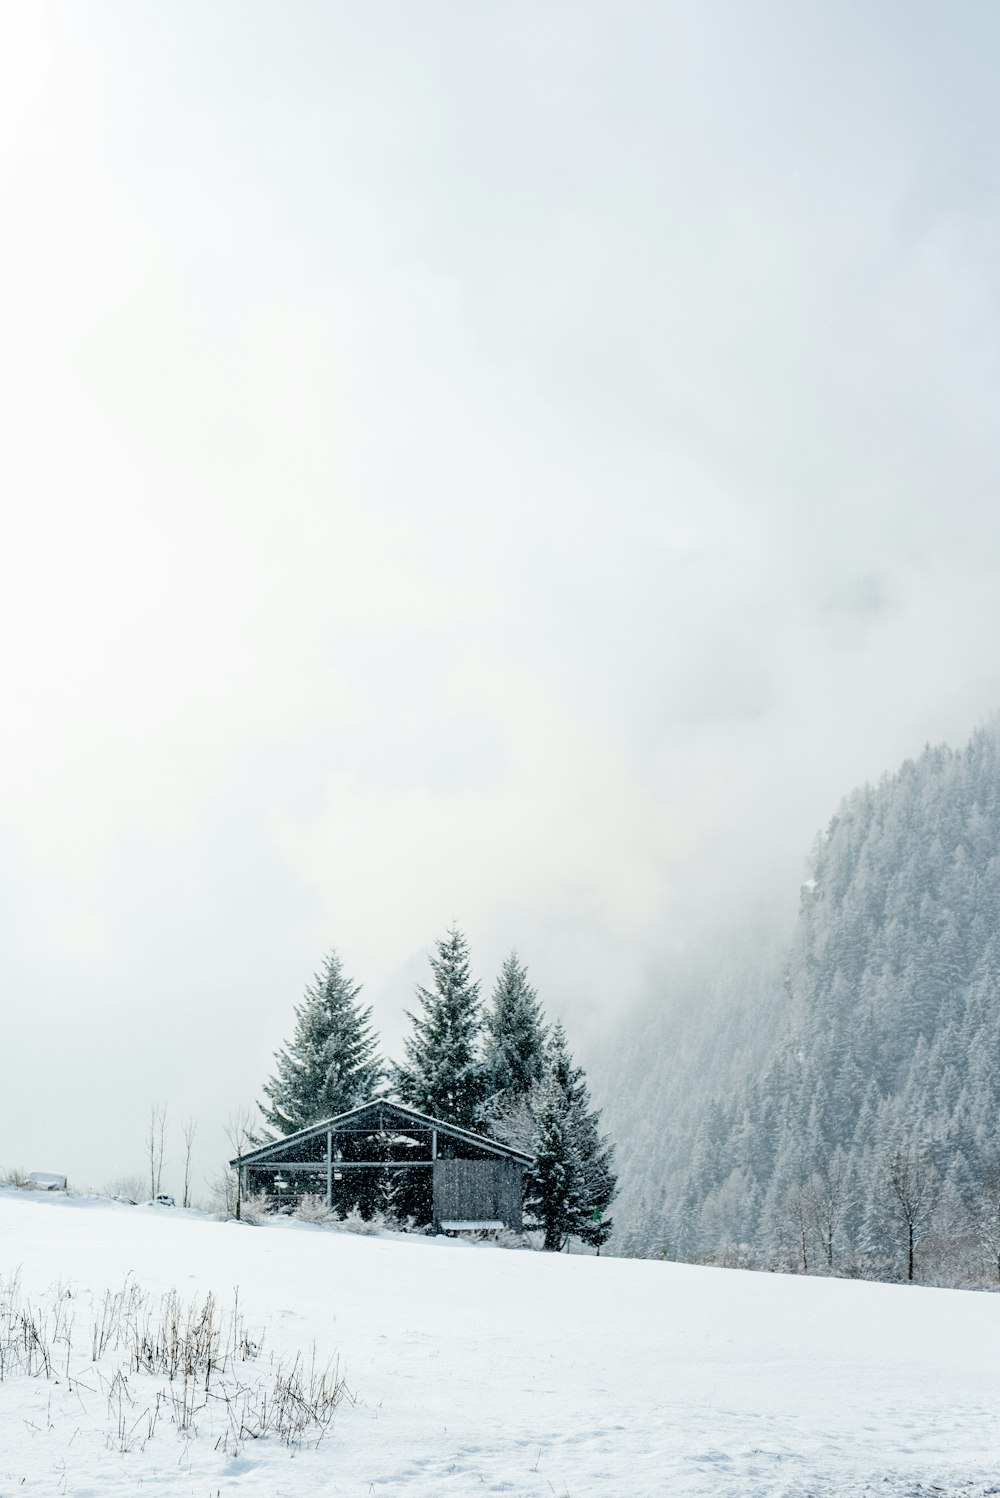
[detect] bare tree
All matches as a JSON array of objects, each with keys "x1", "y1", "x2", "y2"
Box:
[
  {"x1": 224, "y1": 1106, "x2": 255, "y2": 1223},
  {"x1": 975, "y1": 1156, "x2": 1000, "y2": 1282},
  {"x1": 146, "y1": 1103, "x2": 168, "y2": 1200},
  {"x1": 786, "y1": 1180, "x2": 812, "y2": 1272},
  {"x1": 181, "y1": 1115, "x2": 198, "y2": 1209},
  {"x1": 105, "y1": 1173, "x2": 146, "y2": 1203},
  {"x1": 808, "y1": 1147, "x2": 853, "y2": 1271},
  {"x1": 884, "y1": 1147, "x2": 937, "y2": 1282},
  {"x1": 205, "y1": 1167, "x2": 236, "y2": 1217}
]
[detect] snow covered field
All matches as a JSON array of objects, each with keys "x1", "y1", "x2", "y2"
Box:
[{"x1": 1, "y1": 1187, "x2": 999, "y2": 1497}]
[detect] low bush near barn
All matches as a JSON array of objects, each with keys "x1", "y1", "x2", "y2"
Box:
[
  {"x1": 290, "y1": 1195, "x2": 415, "y2": 1235},
  {"x1": 293, "y1": 1192, "x2": 335, "y2": 1224},
  {"x1": 234, "y1": 1191, "x2": 275, "y2": 1226}
]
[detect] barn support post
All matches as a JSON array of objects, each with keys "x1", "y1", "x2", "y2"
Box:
[
  {"x1": 326, "y1": 1130, "x2": 333, "y2": 1210},
  {"x1": 431, "y1": 1128, "x2": 437, "y2": 1161}
]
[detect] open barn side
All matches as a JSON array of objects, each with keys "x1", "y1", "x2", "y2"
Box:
[{"x1": 233, "y1": 1098, "x2": 531, "y2": 1232}]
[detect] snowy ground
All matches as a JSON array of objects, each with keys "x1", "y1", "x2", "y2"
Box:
[{"x1": 1, "y1": 1188, "x2": 999, "y2": 1497}]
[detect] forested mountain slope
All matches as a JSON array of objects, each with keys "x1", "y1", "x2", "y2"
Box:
[
  {"x1": 597, "y1": 724, "x2": 1000, "y2": 1279},
  {"x1": 587, "y1": 924, "x2": 790, "y2": 1256}
]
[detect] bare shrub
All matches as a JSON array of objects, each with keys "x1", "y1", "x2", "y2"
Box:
[
  {"x1": 204, "y1": 1187, "x2": 273, "y2": 1225},
  {"x1": 2, "y1": 1166, "x2": 30, "y2": 1188},
  {"x1": 838, "y1": 1251, "x2": 905, "y2": 1283},
  {"x1": 104, "y1": 1174, "x2": 146, "y2": 1203},
  {"x1": 237, "y1": 1191, "x2": 273, "y2": 1226},
  {"x1": 492, "y1": 1228, "x2": 531, "y2": 1250},
  {"x1": 695, "y1": 1242, "x2": 798, "y2": 1273},
  {"x1": 217, "y1": 1347, "x2": 347, "y2": 1452},
  {"x1": 0, "y1": 1273, "x2": 347, "y2": 1454},
  {"x1": 467, "y1": 1227, "x2": 530, "y2": 1250},
  {"x1": 918, "y1": 1226, "x2": 982, "y2": 1289},
  {"x1": 205, "y1": 1170, "x2": 236, "y2": 1218},
  {"x1": 294, "y1": 1193, "x2": 335, "y2": 1224},
  {"x1": 0, "y1": 1269, "x2": 74, "y2": 1380},
  {"x1": 91, "y1": 1278, "x2": 148, "y2": 1360},
  {"x1": 340, "y1": 1207, "x2": 389, "y2": 1236}
]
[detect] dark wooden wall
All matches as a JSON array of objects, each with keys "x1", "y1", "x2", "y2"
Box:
[{"x1": 432, "y1": 1158, "x2": 523, "y2": 1230}]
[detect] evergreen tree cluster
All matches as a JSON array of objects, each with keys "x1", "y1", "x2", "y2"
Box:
[
  {"x1": 599, "y1": 724, "x2": 1000, "y2": 1282},
  {"x1": 257, "y1": 928, "x2": 616, "y2": 1250}
]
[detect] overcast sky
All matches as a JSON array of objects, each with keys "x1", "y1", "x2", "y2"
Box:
[{"x1": 3, "y1": 1, "x2": 1000, "y2": 1194}]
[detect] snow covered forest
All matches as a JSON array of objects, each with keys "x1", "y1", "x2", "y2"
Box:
[{"x1": 597, "y1": 723, "x2": 1000, "y2": 1284}]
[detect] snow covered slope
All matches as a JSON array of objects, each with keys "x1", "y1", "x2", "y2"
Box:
[{"x1": 1, "y1": 1187, "x2": 998, "y2": 1497}]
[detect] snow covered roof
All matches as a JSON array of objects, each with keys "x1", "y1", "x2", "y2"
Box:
[{"x1": 233, "y1": 1097, "x2": 533, "y2": 1168}]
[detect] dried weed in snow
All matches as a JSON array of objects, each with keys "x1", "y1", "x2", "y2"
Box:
[{"x1": 0, "y1": 1269, "x2": 348, "y2": 1457}]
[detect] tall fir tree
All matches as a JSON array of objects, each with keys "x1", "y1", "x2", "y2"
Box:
[
  {"x1": 258, "y1": 950, "x2": 381, "y2": 1137},
  {"x1": 395, "y1": 926, "x2": 485, "y2": 1129},
  {"x1": 524, "y1": 1024, "x2": 617, "y2": 1250},
  {"x1": 482, "y1": 951, "x2": 548, "y2": 1115},
  {"x1": 526, "y1": 1072, "x2": 585, "y2": 1251}
]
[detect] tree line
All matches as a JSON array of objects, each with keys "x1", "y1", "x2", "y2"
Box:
[{"x1": 256, "y1": 926, "x2": 617, "y2": 1251}]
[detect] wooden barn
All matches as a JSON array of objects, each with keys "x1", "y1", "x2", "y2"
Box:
[{"x1": 232, "y1": 1098, "x2": 532, "y2": 1232}]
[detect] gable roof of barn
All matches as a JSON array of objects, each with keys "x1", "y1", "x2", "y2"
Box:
[{"x1": 232, "y1": 1097, "x2": 533, "y2": 1168}]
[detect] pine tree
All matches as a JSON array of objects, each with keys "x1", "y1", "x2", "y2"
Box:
[
  {"x1": 524, "y1": 1024, "x2": 617, "y2": 1251},
  {"x1": 526, "y1": 1072, "x2": 585, "y2": 1251},
  {"x1": 258, "y1": 950, "x2": 381, "y2": 1137},
  {"x1": 395, "y1": 926, "x2": 484, "y2": 1129},
  {"x1": 482, "y1": 951, "x2": 548, "y2": 1116}
]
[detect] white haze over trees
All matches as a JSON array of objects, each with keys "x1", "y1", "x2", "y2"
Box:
[
  {"x1": 601, "y1": 723, "x2": 1000, "y2": 1285},
  {"x1": 2, "y1": 3, "x2": 1000, "y2": 1192}
]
